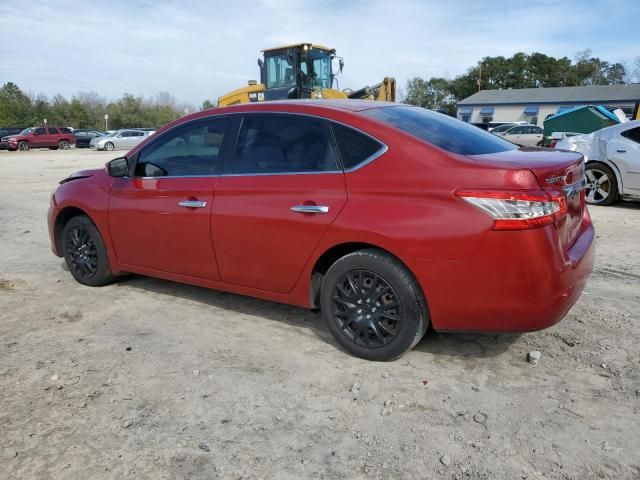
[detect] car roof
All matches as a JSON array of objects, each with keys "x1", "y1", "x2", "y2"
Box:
[{"x1": 218, "y1": 99, "x2": 401, "y2": 113}]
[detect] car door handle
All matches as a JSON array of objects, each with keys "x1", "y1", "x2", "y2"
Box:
[
  {"x1": 178, "y1": 200, "x2": 207, "y2": 208},
  {"x1": 616, "y1": 149, "x2": 626, "y2": 153},
  {"x1": 290, "y1": 205, "x2": 329, "y2": 214}
]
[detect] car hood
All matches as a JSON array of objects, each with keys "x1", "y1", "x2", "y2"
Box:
[{"x1": 59, "y1": 168, "x2": 100, "y2": 184}]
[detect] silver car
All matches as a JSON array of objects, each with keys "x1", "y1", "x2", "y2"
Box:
[{"x1": 91, "y1": 129, "x2": 148, "y2": 151}]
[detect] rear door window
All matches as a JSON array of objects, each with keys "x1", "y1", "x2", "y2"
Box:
[
  {"x1": 233, "y1": 114, "x2": 338, "y2": 174},
  {"x1": 363, "y1": 106, "x2": 516, "y2": 155},
  {"x1": 47, "y1": 127, "x2": 59, "y2": 134}
]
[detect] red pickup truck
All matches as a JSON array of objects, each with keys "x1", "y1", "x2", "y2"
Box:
[{"x1": 1, "y1": 127, "x2": 75, "y2": 151}]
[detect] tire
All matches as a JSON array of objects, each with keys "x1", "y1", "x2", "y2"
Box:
[
  {"x1": 585, "y1": 162, "x2": 618, "y2": 206},
  {"x1": 18, "y1": 141, "x2": 29, "y2": 151},
  {"x1": 320, "y1": 249, "x2": 428, "y2": 361},
  {"x1": 59, "y1": 140, "x2": 70, "y2": 149},
  {"x1": 62, "y1": 215, "x2": 115, "y2": 287},
  {"x1": 104, "y1": 142, "x2": 114, "y2": 151}
]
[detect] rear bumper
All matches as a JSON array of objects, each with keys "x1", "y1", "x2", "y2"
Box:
[{"x1": 405, "y1": 208, "x2": 595, "y2": 332}]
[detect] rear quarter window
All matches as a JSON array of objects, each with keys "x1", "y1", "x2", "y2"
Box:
[
  {"x1": 363, "y1": 106, "x2": 517, "y2": 155},
  {"x1": 621, "y1": 127, "x2": 640, "y2": 144},
  {"x1": 331, "y1": 123, "x2": 385, "y2": 170}
]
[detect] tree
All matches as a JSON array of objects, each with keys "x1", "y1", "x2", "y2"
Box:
[
  {"x1": 200, "y1": 99, "x2": 216, "y2": 110},
  {"x1": 0, "y1": 82, "x2": 32, "y2": 126}
]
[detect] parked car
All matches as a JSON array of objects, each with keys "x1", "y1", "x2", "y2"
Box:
[
  {"x1": 0, "y1": 127, "x2": 28, "y2": 149},
  {"x1": 74, "y1": 129, "x2": 106, "y2": 148},
  {"x1": 48, "y1": 101, "x2": 594, "y2": 361},
  {"x1": 487, "y1": 121, "x2": 530, "y2": 132},
  {"x1": 490, "y1": 122, "x2": 531, "y2": 134},
  {"x1": 90, "y1": 129, "x2": 148, "y2": 151},
  {"x1": 1, "y1": 127, "x2": 75, "y2": 151},
  {"x1": 132, "y1": 127, "x2": 157, "y2": 135},
  {"x1": 556, "y1": 120, "x2": 640, "y2": 205},
  {"x1": 493, "y1": 124, "x2": 544, "y2": 146}
]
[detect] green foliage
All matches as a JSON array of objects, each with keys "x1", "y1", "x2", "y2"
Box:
[
  {"x1": 404, "y1": 50, "x2": 631, "y2": 114},
  {"x1": 200, "y1": 99, "x2": 216, "y2": 110},
  {"x1": 0, "y1": 82, "x2": 32, "y2": 126},
  {"x1": 0, "y1": 83, "x2": 195, "y2": 128}
]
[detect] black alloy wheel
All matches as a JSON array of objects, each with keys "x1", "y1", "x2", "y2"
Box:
[
  {"x1": 62, "y1": 215, "x2": 115, "y2": 286},
  {"x1": 320, "y1": 249, "x2": 428, "y2": 361},
  {"x1": 66, "y1": 224, "x2": 98, "y2": 280},
  {"x1": 331, "y1": 269, "x2": 402, "y2": 348}
]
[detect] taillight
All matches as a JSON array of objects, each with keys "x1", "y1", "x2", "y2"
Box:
[{"x1": 456, "y1": 190, "x2": 567, "y2": 230}]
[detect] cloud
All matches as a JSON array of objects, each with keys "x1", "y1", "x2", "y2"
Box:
[{"x1": 1, "y1": 0, "x2": 638, "y2": 105}]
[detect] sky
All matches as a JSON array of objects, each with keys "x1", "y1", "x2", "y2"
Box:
[{"x1": 1, "y1": 0, "x2": 639, "y2": 107}]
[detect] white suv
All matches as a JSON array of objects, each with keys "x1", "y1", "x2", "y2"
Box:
[{"x1": 556, "y1": 120, "x2": 640, "y2": 205}]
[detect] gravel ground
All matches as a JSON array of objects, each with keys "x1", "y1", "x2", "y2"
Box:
[{"x1": 1, "y1": 148, "x2": 639, "y2": 480}]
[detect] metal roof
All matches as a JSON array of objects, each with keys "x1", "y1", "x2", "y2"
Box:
[
  {"x1": 262, "y1": 44, "x2": 334, "y2": 53},
  {"x1": 458, "y1": 85, "x2": 640, "y2": 106}
]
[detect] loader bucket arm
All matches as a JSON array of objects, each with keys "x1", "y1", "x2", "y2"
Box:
[{"x1": 346, "y1": 77, "x2": 396, "y2": 102}]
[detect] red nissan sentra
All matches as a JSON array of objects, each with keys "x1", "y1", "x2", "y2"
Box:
[{"x1": 48, "y1": 100, "x2": 595, "y2": 361}]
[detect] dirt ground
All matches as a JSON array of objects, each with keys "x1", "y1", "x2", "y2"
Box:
[{"x1": 1, "y1": 148, "x2": 639, "y2": 480}]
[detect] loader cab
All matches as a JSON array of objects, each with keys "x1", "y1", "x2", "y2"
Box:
[{"x1": 259, "y1": 44, "x2": 338, "y2": 101}]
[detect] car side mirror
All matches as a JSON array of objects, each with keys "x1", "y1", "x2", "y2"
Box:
[{"x1": 108, "y1": 157, "x2": 129, "y2": 177}]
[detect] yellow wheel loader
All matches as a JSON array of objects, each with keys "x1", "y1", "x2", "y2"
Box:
[{"x1": 218, "y1": 43, "x2": 395, "y2": 106}]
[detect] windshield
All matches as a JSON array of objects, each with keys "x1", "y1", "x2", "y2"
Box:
[
  {"x1": 363, "y1": 106, "x2": 518, "y2": 156},
  {"x1": 20, "y1": 128, "x2": 33, "y2": 135},
  {"x1": 264, "y1": 48, "x2": 333, "y2": 90},
  {"x1": 265, "y1": 53, "x2": 296, "y2": 89},
  {"x1": 300, "y1": 49, "x2": 332, "y2": 89}
]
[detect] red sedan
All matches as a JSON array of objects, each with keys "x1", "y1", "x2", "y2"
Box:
[{"x1": 48, "y1": 100, "x2": 595, "y2": 361}]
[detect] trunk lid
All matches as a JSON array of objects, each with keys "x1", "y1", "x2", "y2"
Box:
[{"x1": 467, "y1": 147, "x2": 586, "y2": 250}]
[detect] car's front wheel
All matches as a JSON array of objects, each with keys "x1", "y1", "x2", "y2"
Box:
[
  {"x1": 104, "y1": 142, "x2": 114, "y2": 151},
  {"x1": 18, "y1": 141, "x2": 29, "y2": 151},
  {"x1": 62, "y1": 215, "x2": 115, "y2": 286},
  {"x1": 320, "y1": 249, "x2": 428, "y2": 361},
  {"x1": 585, "y1": 162, "x2": 618, "y2": 206}
]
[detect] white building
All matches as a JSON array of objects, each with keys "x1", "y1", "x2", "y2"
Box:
[{"x1": 457, "y1": 85, "x2": 640, "y2": 126}]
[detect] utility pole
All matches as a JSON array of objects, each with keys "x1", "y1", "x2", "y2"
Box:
[
  {"x1": 104, "y1": 114, "x2": 109, "y2": 131},
  {"x1": 478, "y1": 63, "x2": 482, "y2": 92}
]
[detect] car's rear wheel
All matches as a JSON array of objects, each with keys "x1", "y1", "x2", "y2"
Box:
[
  {"x1": 59, "y1": 140, "x2": 70, "y2": 149},
  {"x1": 585, "y1": 162, "x2": 618, "y2": 206},
  {"x1": 104, "y1": 142, "x2": 114, "y2": 151},
  {"x1": 62, "y1": 215, "x2": 114, "y2": 286},
  {"x1": 320, "y1": 249, "x2": 428, "y2": 361},
  {"x1": 18, "y1": 141, "x2": 29, "y2": 151}
]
